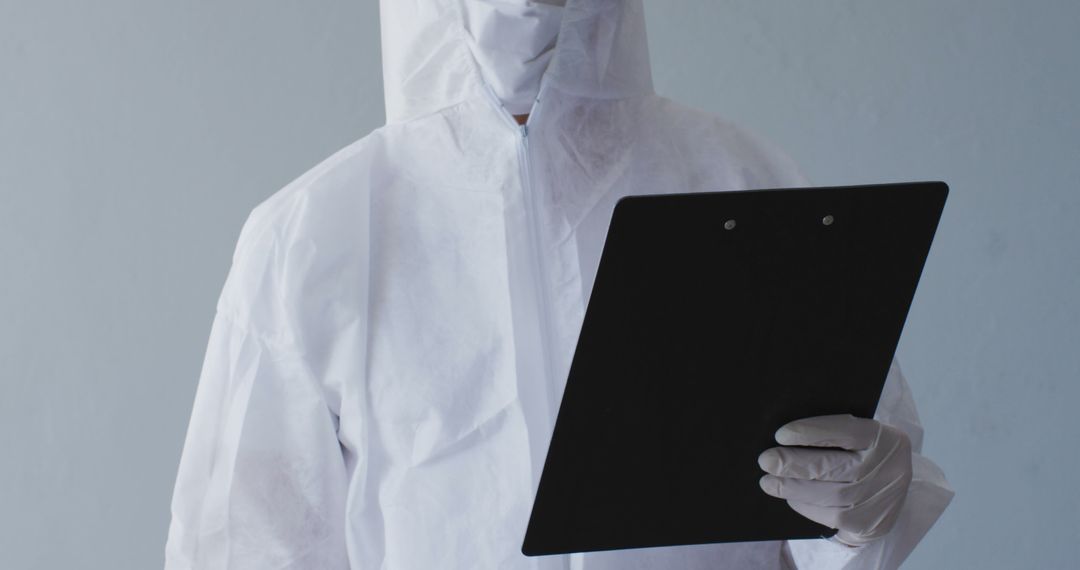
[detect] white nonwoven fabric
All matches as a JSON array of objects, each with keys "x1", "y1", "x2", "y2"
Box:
[{"x1": 165, "y1": 1, "x2": 953, "y2": 569}]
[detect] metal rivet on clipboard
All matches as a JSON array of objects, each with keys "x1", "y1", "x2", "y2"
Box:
[
  {"x1": 723, "y1": 219, "x2": 736, "y2": 230},
  {"x1": 822, "y1": 214, "x2": 835, "y2": 226}
]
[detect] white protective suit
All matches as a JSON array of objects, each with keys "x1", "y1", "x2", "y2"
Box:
[{"x1": 165, "y1": 1, "x2": 954, "y2": 568}]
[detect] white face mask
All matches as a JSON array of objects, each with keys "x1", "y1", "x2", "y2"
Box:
[{"x1": 462, "y1": 0, "x2": 565, "y2": 116}]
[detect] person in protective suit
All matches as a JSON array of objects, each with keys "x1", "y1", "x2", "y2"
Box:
[{"x1": 165, "y1": 1, "x2": 953, "y2": 568}]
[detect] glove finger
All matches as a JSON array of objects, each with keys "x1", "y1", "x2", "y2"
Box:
[
  {"x1": 757, "y1": 446, "x2": 864, "y2": 482},
  {"x1": 759, "y1": 474, "x2": 878, "y2": 507},
  {"x1": 775, "y1": 414, "x2": 880, "y2": 450}
]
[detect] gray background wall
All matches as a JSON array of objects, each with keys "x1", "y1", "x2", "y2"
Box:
[{"x1": 1, "y1": 1, "x2": 1076, "y2": 568}]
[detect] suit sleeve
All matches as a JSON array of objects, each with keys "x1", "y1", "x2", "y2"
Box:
[{"x1": 164, "y1": 206, "x2": 351, "y2": 570}]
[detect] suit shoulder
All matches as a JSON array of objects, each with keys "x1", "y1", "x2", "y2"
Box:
[
  {"x1": 240, "y1": 129, "x2": 390, "y2": 251},
  {"x1": 647, "y1": 96, "x2": 810, "y2": 188},
  {"x1": 220, "y1": 129, "x2": 389, "y2": 332}
]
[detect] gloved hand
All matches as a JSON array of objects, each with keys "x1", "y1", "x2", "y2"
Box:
[{"x1": 757, "y1": 414, "x2": 913, "y2": 546}]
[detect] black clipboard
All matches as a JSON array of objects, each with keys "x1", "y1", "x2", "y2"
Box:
[{"x1": 522, "y1": 181, "x2": 948, "y2": 556}]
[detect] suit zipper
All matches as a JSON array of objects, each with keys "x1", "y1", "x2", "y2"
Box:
[
  {"x1": 482, "y1": 83, "x2": 560, "y2": 440},
  {"x1": 518, "y1": 120, "x2": 558, "y2": 407},
  {"x1": 482, "y1": 83, "x2": 569, "y2": 570}
]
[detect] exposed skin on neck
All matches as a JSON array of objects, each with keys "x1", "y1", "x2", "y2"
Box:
[{"x1": 514, "y1": 114, "x2": 529, "y2": 125}]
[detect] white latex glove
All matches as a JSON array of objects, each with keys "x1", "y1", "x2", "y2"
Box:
[{"x1": 757, "y1": 414, "x2": 913, "y2": 547}]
